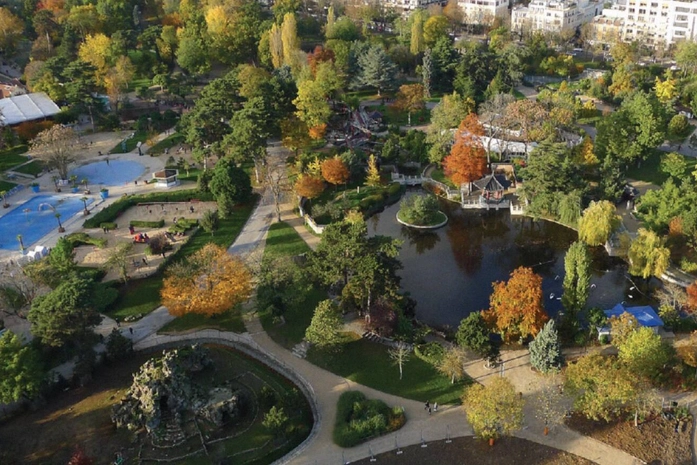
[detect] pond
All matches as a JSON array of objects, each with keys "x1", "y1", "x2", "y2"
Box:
[{"x1": 367, "y1": 194, "x2": 645, "y2": 329}]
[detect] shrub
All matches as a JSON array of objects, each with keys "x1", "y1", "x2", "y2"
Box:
[
  {"x1": 130, "y1": 220, "x2": 165, "y2": 228},
  {"x1": 65, "y1": 233, "x2": 107, "y2": 248},
  {"x1": 105, "y1": 328, "x2": 133, "y2": 363},
  {"x1": 145, "y1": 234, "x2": 171, "y2": 256},
  {"x1": 100, "y1": 222, "x2": 117, "y2": 230},
  {"x1": 669, "y1": 114, "x2": 690, "y2": 136},
  {"x1": 414, "y1": 342, "x2": 446, "y2": 367},
  {"x1": 169, "y1": 218, "x2": 198, "y2": 234},
  {"x1": 398, "y1": 194, "x2": 441, "y2": 226},
  {"x1": 333, "y1": 391, "x2": 406, "y2": 447}
]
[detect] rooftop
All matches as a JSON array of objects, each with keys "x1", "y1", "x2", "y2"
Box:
[
  {"x1": 603, "y1": 303, "x2": 664, "y2": 327},
  {"x1": 0, "y1": 92, "x2": 61, "y2": 126}
]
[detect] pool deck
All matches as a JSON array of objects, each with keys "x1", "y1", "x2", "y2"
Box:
[{"x1": 0, "y1": 131, "x2": 172, "y2": 262}]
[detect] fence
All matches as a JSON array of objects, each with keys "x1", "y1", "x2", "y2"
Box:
[{"x1": 298, "y1": 202, "x2": 325, "y2": 235}]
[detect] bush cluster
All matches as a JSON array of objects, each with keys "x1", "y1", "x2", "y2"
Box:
[
  {"x1": 130, "y1": 220, "x2": 165, "y2": 228},
  {"x1": 333, "y1": 391, "x2": 406, "y2": 448},
  {"x1": 414, "y1": 342, "x2": 446, "y2": 367}
]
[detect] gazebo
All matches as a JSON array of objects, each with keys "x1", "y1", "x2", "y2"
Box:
[
  {"x1": 152, "y1": 169, "x2": 180, "y2": 188},
  {"x1": 472, "y1": 174, "x2": 510, "y2": 204}
]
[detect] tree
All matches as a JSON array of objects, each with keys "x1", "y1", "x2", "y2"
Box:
[
  {"x1": 438, "y1": 346, "x2": 468, "y2": 383},
  {"x1": 30, "y1": 125, "x2": 81, "y2": 180},
  {"x1": 104, "y1": 56, "x2": 135, "y2": 112},
  {"x1": 529, "y1": 319, "x2": 564, "y2": 373},
  {"x1": 628, "y1": 228, "x2": 670, "y2": 279},
  {"x1": 305, "y1": 299, "x2": 343, "y2": 349},
  {"x1": 410, "y1": 11, "x2": 425, "y2": 55},
  {"x1": 456, "y1": 312, "x2": 492, "y2": 357},
  {"x1": 578, "y1": 200, "x2": 620, "y2": 246},
  {"x1": 294, "y1": 175, "x2": 325, "y2": 203},
  {"x1": 209, "y1": 159, "x2": 252, "y2": 218},
  {"x1": 353, "y1": 45, "x2": 397, "y2": 96},
  {"x1": 389, "y1": 342, "x2": 411, "y2": 380},
  {"x1": 105, "y1": 242, "x2": 133, "y2": 285},
  {"x1": 564, "y1": 354, "x2": 639, "y2": 421},
  {"x1": 294, "y1": 79, "x2": 332, "y2": 132},
  {"x1": 530, "y1": 379, "x2": 566, "y2": 434},
  {"x1": 28, "y1": 276, "x2": 102, "y2": 347},
  {"x1": 200, "y1": 209, "x2": 219, "y2": 236},
  {"x1": 78, "y1": 33, "x2": 114, "y2": 81},
  {"x1": 395, "y1": 84, "x2": 425, "y2": 126},
  {"x1": 177, "y1": 12, "x2": 211, "y2": 75},
  {"x1": 483, "y1": 267, "x2": 548, "y2": 343},
  {"x1": 105, "y1": 328, "x2": 133, "y2": 363},
  {"x1": 223, "y1": 97, "x2": 270, "y2": 183},
  {"x1": 504, "y1": 99, "x2": 548, "y2": 156},
  {"x1": 321, "y1": 156, "x2": 349, "y2": 189},
  {"x1": 618, "y1": 326, "x2": 674, "y2": 381},
  {"x1": 161, "y1": 244, "x2": 253, "y2": 317},
  {"x1": 281, "y1": 13, "x2": 300, "y2": 69},
  {"x1": 677, "y1": 40, "x2": 697, "y2": 76},
  {"x1": 428, "y1": 92, "x2": 476, "y2": 163},
  {"x1": 443, "y1": 114, "x2": 487, "y2": 188},
  {"x1": 609, "y1": 312, "x2": 640, "y2": 348},
  {"x1": 462, "y1": 377, "x2": 524, "y2": 440},
  {"x1": 0, "y1": 330, "x2": 44, "y2": 404},
  {"x1": 365, "y1": 154, "x2": 381, "y2": 187},
  {"x1": 423, "y1": 15, "x2": 449, "y2": 47},
  {"x1": 661, "y1": 152, "x2": 687, "y2": 181},
  {"x1": 654, "y1": 73, "x2": 677, "y2": 104},
  {"x1": 47, "y1": 237, "x2": 76, "y2": 275},
  {"x1": 562, "y1": 241, "x2": 591, "y2": 314},
  {"x1": 575, "y1": 136, "x2": 598, "y2": 166},
  {"x1": 263, "y1": 406, "x2": 289, "y2": 437},
  {"x1": 281, "y1": 116, "x2": 311, "y2": 155},
  {"x1": 0, "y1": 7, "x2": 24, "y2": 55}
]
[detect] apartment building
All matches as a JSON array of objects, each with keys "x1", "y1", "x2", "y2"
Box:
[
  {"x1": 457, "y1": 0, "x2": 510, "y2": 25},
  {"x1": 591, "y1": 0, "x2": 697, "y2": 48},
  {"x1": 382, "y1": 0, "x2": 442, "y2": 11},
  {"x1": 511, "y1": 0, "x2": 603, "y2": 34}
]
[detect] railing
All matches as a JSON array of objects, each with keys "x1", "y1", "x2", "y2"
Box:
[{"x1": 298, "y1": 202, "x2": 325, "y2": 234}]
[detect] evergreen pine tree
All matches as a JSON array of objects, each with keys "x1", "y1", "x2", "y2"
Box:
[
  {"x1": 529, "y1": 319, "x2": 564, "y2": 373},
  {"x1": 353, "y1": 45, "x2": 397, "y2": 96}
]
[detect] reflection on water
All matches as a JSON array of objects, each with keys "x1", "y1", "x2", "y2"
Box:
[{"x1": 367, "y1": 194, "x2": 641, "y2": 329}]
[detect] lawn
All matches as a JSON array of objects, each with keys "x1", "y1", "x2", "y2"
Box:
[
  {"x1": 109, "y1": 130, "x2": 148, "y2": 154},
  {"x1": 12, "y1": 160, "x2": 44, "y2": 177},
  {"x1": 513, "y1": 89, "x2": 526, "y2": 100},
  {"x1": 0, "y1": 145, "x2": 29, "y2": 171},
  {"x1": 158, "y1": 306, "x2": 246, "y2": 333},
  {"x1": 307, "y1": 336, "x2": 468, "y2": 405},
  {"x1": 106, "y1": 199, "x2": 257, "y2": 319},
  {"x1": 626, "y1": 150, "x2": 697, "y2": 186},
  {"x1": 381, "y1": 105, "x2": 431, "y2": 126},
  {"x1": 149, "y1": 132, "x2": 186, "y2": 155},
  {"x1": 258, "y1": 222, "x2": 326, "y2": 349},
  {"x1": 429, "y1": 168, "x2": 456, "y2": 188},
  {"x1": 0, "y1": 179, "x2": 17, "y2": 192}
]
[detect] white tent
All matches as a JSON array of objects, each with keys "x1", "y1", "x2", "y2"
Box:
[{"x1": 0, "y1": 92, "x2": 61, "y2": 126}]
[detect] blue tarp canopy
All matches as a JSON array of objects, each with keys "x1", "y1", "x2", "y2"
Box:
[{"x1": 604, "y1": 304, "x2": 664, "y2": 327}]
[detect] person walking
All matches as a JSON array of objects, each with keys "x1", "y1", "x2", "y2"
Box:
[
  {"x1": 424, "y1": 401, "x2": 430, "y2": 411},
  {"x1": 433, "y1": 402, "x2": 438, "y2": 412}
]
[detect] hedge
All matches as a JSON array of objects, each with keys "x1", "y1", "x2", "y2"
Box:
[
  {"x1": 83, "y1": 189, "x2": 213, "y2": 228},
  {"x1": 414, "y1": 342, "x2": 446, "y2": 367},
  {"x1": 130, "y1": 220, "x2": 165, "y2": 228},
  {"x1": 100, "y1": 222, "x2": 118, "y2": 230},
  {"x1": 169, "y1": 218, "x2": 198, "y2": 234},
  {"x1": 65, "y1": 233, "x2": 107, "y2": 248},
  {"x1": 333, "y1": 391, "x2": 406, "y2": 448}
]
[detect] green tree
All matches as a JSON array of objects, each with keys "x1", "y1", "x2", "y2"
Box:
[
  {"x1": 409, "y1": 11, "x2": 425, "y2": 55},
  {"x1": 105, "y1": 328, "x2": 133, "y2": 363},
  {"x1": 578, "y1": 200, "x2": 620, "y2": 246},
  {"x1": 262, "y1": 405, "x2": 289, "y2": 437},
  {"x1": 395, "y1": 83, "x2": 425, "y2": 126},
  {"x1": 294, "y1": 78, "x2": 332, "y2": 132},
  {"x1": 305, "y1": 299, "x2": 344, "y2": 349},
  {"x1": 47, "y1": 237, "x2": 76, "y2": 275},
  {"x1": 627, "y1": 228, "x2": 670, "y2": 278},
  {"x1": 618, "y1": 327, "x2": 675, "y2": 381},
  {"x1": 0, "y1": 330, "x2": 44, "y2": 403},
  {"x1": 529, "y1": 319, "x2": 564, "y2": 373},
  {"x1": 209, "y1": 159, "x2": 252, "y2": 217},
  {"x1": 177, "y1": 11, "x2": 211, "y2": 75},
  {"x1": 200, "y1": 209, "x2": 219, "y2": 236},
  {"x1": 223, "y1": 97, "x2": 270, "y2": 183},
  {"x1": 462, "y1": 377, "x2": 524, "y2": 440},
  {"x1": 28, "y1": 276, "x2": 102, "y2": 348},
  {"x1": 562, "y1": 241, "x2": 591, "y2": 314},
  {"x1": 426, "y1": 92, "x2": 475, "y2": 163},
  {"x1": 661, "y1": 152, "x2": 688, "y2": 181},
  {"x1": 565, "y1": 354, "x2": 639, "y2": 421},
  {"x1": 105, "y1": 242, "x2": 133, "y2": 285},
  {"x1": 353, "y1": 45, "x2": 397, "y2": 96},
  {"x1": 455, "y1": 312, "x2": 492, "y2": 358},
  {"x1": 423, "y1": 15, "x2": 449, "y2": 48}
]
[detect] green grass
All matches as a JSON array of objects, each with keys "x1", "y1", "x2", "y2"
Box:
[
  {"x1": 258, "y1": 222, "x2": 326, "y2": 349},
  {"x1": 381, "y1": 105, "x2": 431, "y2": 126},
  {"x1": 0, "y1": 145, "x2": 29, "y2": 171},
  {"x1": 513, "y1": 89, "x2": 526, "y2": 100},
  {"x1": 149, "y1": 132, "x2": 186, "y2": 155},
  {"x1": 429, "y1": 168, "x2": 456, "y2": 188},
  {"x1": 12, "y1": 160, "x2": 44, "y2": 177},
  {"x1": 307, "y1": 336, "x2": 468, "y2": 405},
  {"x1": 128, "y1": 76, "x2": 152, "y2": 91},
  {"x1": 626, "y1": 150, "x2": 697, "y2": 186},
  {"x1": 109, "y1": 131, "x2": 148, "y2": 154},
  {"x1": 105, "y1": 199, "x2": 257, "y2": 319},
  {"x1": 158, "y1": 306, "x2": 246, "y2": 333},
  {"x1": 0, "y1": 180, "x2": 17, "y2": 192}
]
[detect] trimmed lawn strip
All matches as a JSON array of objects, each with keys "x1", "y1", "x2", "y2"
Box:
[
  {"x1": 0, "y1": 145, "x2": 29, "y2": 171},
  {"x1": 263, "y1": 221, "x2": 312, "y2": 259},
  {"x1": 109, "y1": 131, "x2": 148, "y2": 154},
  {"x1": 0, "y1": 179, "x2": 17, "y2": 192},
  {"x1": 106, "y1": 199, "x2": 257, "y2": 319},
  {"x1": 429, "y1": 168, "x2": 457, "y2": 188},
  {"x1": 149, "y1": 132, "x2": 186, "y2": 155},
  {"x1": 158, "y1": 306, "x2": 245, "y2": 333},
  {"x1": 12, "y1": 160, "x2": 44, "y2": 177},
  {"x1": 307, "y1": 336, "x2": 468, "y2": 405}
]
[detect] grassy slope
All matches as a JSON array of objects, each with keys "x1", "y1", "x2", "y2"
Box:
[
  {"x1": 626, "y1": 150, "x2": 697, "y2": 186},
  {"x1": 0, "y1": 145, "x2": 29, "y2": 171}
]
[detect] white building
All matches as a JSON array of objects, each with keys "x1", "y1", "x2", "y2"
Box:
[
  {"x1": 591, "y1": 0, "x2": 697, "y2": 49},
  {"x1": 382, "y1": 0, "x2": 442, "y2": 11},
  {"x1": 457, "y1": 0, "x2": 510, "y2": 25},
  {"x1": 511, "y1": 0, "x2": 603, "y2": 34}
]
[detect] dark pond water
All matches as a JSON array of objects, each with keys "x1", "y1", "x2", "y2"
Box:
[{"x1": 367, "y1": 193, "x2": 648, "y2": 329}]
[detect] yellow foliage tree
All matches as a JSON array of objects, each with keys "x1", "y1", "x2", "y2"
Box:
[
  {"x1": 576, "y1": 136, "x2": 598, "y2": 165},
  {"x1": 462, "y1": 377, "x2": 524, "y2": 440},
  {"x1": 281, "y1": 13, "x2": 300, "y2": 69},
  {"x1": 365, "y1": 154, "x2": 381, "y2": 187},
  {"x1": 78, "y1": 33, "x2": 113, "y2": 82},
  {"x1": 654, "y1": 73, "x2": 677, "y2": 104},
  {"x1": 161, "y1": 244, "x2": 253, "y2": 317},
  {"x1": 269, "y1": 23, "x2": 284, "y2": 68}
]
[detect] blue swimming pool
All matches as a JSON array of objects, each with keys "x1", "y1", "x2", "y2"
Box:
[
  {"x1": 0, "y1": 195, "x2": 94, "y2": 250},
  {"x1": 69, "y1": 160, "x2": 145, "y2": 186}
]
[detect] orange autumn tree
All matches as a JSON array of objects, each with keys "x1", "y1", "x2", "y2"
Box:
[
  {"x1": 483, "y1": 266, "x2": 548, "y2": 343},
  {"x1": 295, "y1": 174, "x2": 325, "y2": 204},
  {"x1": 161, "y1": 244, "x2": 253, "y2": 317},
  {"x1": 443, "y1": 114, "x2": 488, "y2": 190},
  {"x1": 321, "y1": 156, "x2": 349, "y2": 190},
  {"x1": 688, "y1": 281, "x2": 697, "y2": 314},
  {"x1": 308, "y1": 45, "x2": 335, "y2": 75}
]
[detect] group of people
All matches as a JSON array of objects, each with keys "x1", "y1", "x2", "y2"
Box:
[
  {"x1": 133, "y1": 232, "x2": 149, "y2": 243},
  {"x1": 424, "y1": 401, "x2": 438, "y2": 415}
]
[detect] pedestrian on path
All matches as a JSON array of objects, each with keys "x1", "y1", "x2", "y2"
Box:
[
  {"x1": 129, "y1": 327, "x2": 133, "y2": 335},
  {"x1": 424, "y1": 401, "x2": 430, "y2": 411},
  {"x1": 428, "y1": 406, "x2": 432, "y2": 415},
  {"x1": 433, "y1": 402, "x2": 438, "y2": 412},
  {"x1": 142, "y1": 257, "x2": 148, "y2": 266}
]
